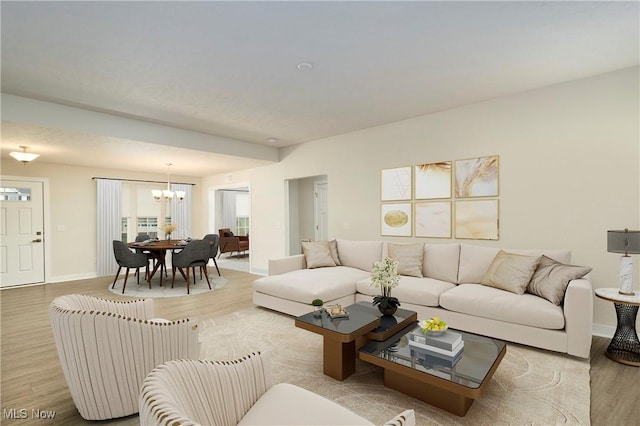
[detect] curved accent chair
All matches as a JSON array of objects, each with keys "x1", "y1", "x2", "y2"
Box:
[
  {"x1": 171, "y1": 239, "x2": 212, "y2": 294},
  {"x1": 49, "y1": 294, "x2": 199, "y2": 421},
  {"x1": 112, "y1": 240, "x2": 150, "y2": 293},
  {"x1": 203, "y1": 233, "x2": 221, "y2": 276},
  {"x1": 139, "y1": 351, "x2": 415, "y2": 426}
]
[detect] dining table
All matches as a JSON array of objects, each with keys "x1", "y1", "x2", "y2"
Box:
[{"x1": 128, "y1": 239, "x2": 187, "y2": 287}]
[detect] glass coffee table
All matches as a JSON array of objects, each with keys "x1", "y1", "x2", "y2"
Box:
[
  {"x1": 295, "y1": 302, "x2": 417, "y2": 380},
  {"x1": 359, "y1": 324, "x2": 506, "y2": 416}
]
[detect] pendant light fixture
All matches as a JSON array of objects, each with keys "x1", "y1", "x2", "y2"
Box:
[
  {"x1": 9, "y1": 146, "x2": 40, "y2": 164},
  {"x1": 152, "y1": 163, "x2": 185, "y2": 202}
]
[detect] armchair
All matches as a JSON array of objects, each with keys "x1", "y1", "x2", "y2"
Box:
[
  {"x1": 49, "y1": 294, "x2": 199, "y2": 420},
  {"x1": 218, "y1": 228, "x2": 249, "y2": 258},
  {"x1": 139, "y1": 351, "x2": 415, "y2": 426}
]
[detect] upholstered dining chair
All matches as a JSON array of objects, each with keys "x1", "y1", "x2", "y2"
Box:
[
  {"x1": 112, "y1": 240, "x2": 149, "y2": 293},
  {"x1": 134, "y1": 233, "x2": 155, "y2": 280},
  {"x1": 203, "y1": 233, "x2": 221, "y2": 276},
  {"x1": 218, "y1": 228, "x2": 249, "y2": 258},
  {"x1": 49, "y1": 294, "x2": 199, "y2": 421},
  {"x1": 171, "y1": 239, "x2": 212, "y2": 294}
]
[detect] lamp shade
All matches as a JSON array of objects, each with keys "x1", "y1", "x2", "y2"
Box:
[{"x1": 607, "y1": 230, "x2": 640, "y2": 255}]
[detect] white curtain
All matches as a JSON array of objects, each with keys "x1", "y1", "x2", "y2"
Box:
[
  {"x1": 96, "y1": 179, "x2": 122, "y2": 276},
  {"x1": 221, "y1": 190, "x2": 237, "y2": 233},
  {"x1": 171, "y1": 183, "x2": 192, "y2": 239}
]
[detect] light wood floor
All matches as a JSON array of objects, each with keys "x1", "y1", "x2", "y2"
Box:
[{"x1": 1, "y1": 268, "x2": 638, "y2": 425}]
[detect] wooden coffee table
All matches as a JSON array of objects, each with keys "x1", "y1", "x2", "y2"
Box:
[
  {"x1": 295, "y1": 302, "x2": 417, "y2": 381},
  {"x1": 359, "y1": 325, "x2": 506, "y2": 416}
]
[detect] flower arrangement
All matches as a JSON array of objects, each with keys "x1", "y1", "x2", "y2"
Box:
[
  {"x1": 160, "y1": 223, "x2": 177, "y2": 239},
  {"x1": 370, "y1": 256, "x2": 401, "y2": 314}
]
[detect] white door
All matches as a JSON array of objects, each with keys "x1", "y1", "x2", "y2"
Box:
[
  {"x1": 314, "y1": 181, "x2": 329, "y2": 241},
  {"x1": 0, "y1": 180, "x2": 45, "y2": 287}
]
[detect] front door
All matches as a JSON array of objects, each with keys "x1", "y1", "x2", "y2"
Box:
[{"x1": 0, "y1": 179, "x2": 45, "y2": 287}]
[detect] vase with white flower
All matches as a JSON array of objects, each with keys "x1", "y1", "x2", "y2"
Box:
[
  {"x1": 370, "y1": 256, "x2": 401, "y2": 316},
  {"x1": 160, "y1": 223, "x2": 177, "y2": 241}
]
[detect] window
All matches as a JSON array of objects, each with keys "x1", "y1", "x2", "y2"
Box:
[
  {"x1": 137, "y1": 217, "x2": 158, "y2": 238},
  {"x1": 236, "y1": 216, "x2": 249, "y2": 236},
  {"x1": 121, "y1": 218, "x2": 129, "y2": 243},
  {"x1": 0, "y1": 187, "x2": 31, "y2": 201}
]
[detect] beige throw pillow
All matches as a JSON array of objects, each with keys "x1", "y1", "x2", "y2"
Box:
[
  {"x1": 387, "y1": 243, "x2": 424, "y2": 278},
  {"x1": 328, "y1": 239, "x2": 341, "y2": 266},
  {"x1": 481, "y1": 250, "x2": 541, "y2": 294},
  {"x1": 301, "y1": 241, "x2": 336, "y2": 269},
  {"x1": 527, "y1": 255, "x2": 592, "y2": 305}
]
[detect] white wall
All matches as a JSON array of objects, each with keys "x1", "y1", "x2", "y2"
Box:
[{"x1": 238, "y1": 67, "x2": 639, "y2": 330}]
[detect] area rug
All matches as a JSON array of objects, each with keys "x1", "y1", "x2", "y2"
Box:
[
  {"x1": 109, "y1": 275, "x2": 227, "y2": 298},
  {"x1": 199, "y1": 308, "x2": 590, "y2": 425}
]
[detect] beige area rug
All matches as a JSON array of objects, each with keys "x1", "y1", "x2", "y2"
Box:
[
  {"x1": 109, "y1": 275, "x2": 227, "y2": 298},
  {"x1": 200, "y1": 308, "x2": 590, "y2": 425}
]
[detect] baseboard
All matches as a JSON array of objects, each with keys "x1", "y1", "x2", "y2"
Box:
[
  {"x1": 250, "y1": 267, "x2": 267, "y2": 276},
  {"x1": 47, "y1": 272, "x2": 98, "y2": 283},
  {"x1": 592, "y1": 323, "x2": 615, "y2": 339}
]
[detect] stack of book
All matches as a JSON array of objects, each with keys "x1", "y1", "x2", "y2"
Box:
[{"x1": 409, "y1": 328, "x2": 464, "y2": 368}]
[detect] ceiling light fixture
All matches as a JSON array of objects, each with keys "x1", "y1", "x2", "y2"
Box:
[
  {"x1": 296, "y1": 62, "x2": 314, "y2": 71},
  {"x1": 151, "y1": 163, "x2": 185, "y2": 202},
  {"x1": 9, "y1": 146, "x2": 40, "y2": 165}
]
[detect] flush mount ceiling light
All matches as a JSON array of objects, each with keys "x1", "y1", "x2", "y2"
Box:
[
  {"x1": 296, "y1": 62, "x2": 314, "y2": 71},
  {"x1": 151, "y1": 163, "x2": 185, "y2": 202},
  {"x1": 9, "y1": 146, "x2": 40, "y2": 165},
  {"x1": 266, "y1": 138, "x2": 278, "y2": 143}
]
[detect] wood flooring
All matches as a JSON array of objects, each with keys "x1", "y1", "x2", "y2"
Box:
[{"x1": 1, "y1": 269, "x2": 638, "y2": 425}]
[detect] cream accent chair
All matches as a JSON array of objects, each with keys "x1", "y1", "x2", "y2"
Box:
[
  {"x1": 139, "y1": 351, "x2": 415, "y2": 426},
  {"x1": 49, "y1": 294, "x2": 199, "y2": 421}
]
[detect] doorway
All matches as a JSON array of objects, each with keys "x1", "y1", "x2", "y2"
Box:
[
  {"x1": 286, "y1": 175, "x2": 328, "y2": 255},
  {"x1": 0, "y1": 178, "x2": 46, "y2": 287}
]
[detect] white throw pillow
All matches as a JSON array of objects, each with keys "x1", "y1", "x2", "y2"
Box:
[
  {"x1": 387, "y1": 243, "x2": 424, "y2": 277},
  {"x1": 481, "y1": 250, "x2": 541, "y2": 295},
  {"x1": 301, "y1": 241, "x2": 336, "y2": 269}
]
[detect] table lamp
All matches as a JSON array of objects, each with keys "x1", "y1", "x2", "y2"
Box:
[{"x1": 607, "y1": 229, "x2": 640, "y2": 295}]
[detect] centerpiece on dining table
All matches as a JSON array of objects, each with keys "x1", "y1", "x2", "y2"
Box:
[
  {"x1": 160, "y1": 223, "x2": 177, "y2": 241},
  {"x1": 370, "y1": 256, "x2": 401, "y2": 316}
]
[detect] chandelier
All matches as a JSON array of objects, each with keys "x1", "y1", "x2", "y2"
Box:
[{"x1": 152, "y1": 163, "x2": 185, "y2": 202}]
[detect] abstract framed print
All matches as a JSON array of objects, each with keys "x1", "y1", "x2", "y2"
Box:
[
  {"x1": 415, "y1": 161, "x2": 451, "y2": 200},
  {"x1": 454, "y1": 199, "x2": 499, "y2": 240},
  {"x1": 415, "y1": 201, "x2": 451, "y2": 238},
  {"x1": 381, "y1": 203, "x2": 412, "y2": 237},
  {"x1": 455, "y1": 155, "x2": 499, "y2": 198},
  {"x1": 381, "y1": 166, "x2": 412, "y2": 201}
]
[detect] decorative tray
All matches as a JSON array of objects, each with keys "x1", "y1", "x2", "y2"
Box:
[{"x1": 325, "y1": 305, "x2": 349, "y2": 319}]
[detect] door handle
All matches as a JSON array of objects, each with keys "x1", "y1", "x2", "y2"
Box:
[{"x1": 32, "y1": 239, "x2": 42, "y2": 243}]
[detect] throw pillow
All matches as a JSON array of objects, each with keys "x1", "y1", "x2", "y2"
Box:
[
  {"x1": 301, "y1": 241, "x2": 336, "y2": 269},
  {"x1": 383, "y1": 409, "x2": 416, "y2": 426},
  {"x1": 224, "y1": 231, "x2": 234, "y2": 237},
  {"x1": 481, "y1": 250, "x2": 541, "y2": 295},
  {"x1": 328, "y1": 239, "x2": 342, "y2": 266},
  {"x1": 387, "y1": 243, "x2": 424, "y2": 278},
  {"x1": 527, "y1": 255, "x2": 592, "y2": 305}
]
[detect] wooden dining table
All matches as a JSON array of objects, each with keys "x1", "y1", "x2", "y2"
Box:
[{"x1": 128, "y1": 240, "x2": 187, "y2": 287}]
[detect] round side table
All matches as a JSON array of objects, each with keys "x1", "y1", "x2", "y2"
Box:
[{"x1": 594, "y1": 288, "x2": 640, "y2": 366}]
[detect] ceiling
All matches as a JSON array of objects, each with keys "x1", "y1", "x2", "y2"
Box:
[{"x1": 1, "y1": 1, "x2": 638, "y2": 176}]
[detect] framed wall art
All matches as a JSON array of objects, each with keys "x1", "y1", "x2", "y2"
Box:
[
  {"x1": 415, "y1": 201, "x2": 451, "y2": 238},
  {"x1": 415, "y1": 161, "x2": 451, "y2": 200},
  {"x1": 455, "y1": 155, "x2": 499, "y2": 198},
  {"x1": 381, "y1": 203, "x2": 412, "y2": 237},
  {"x1": 381, "y1": 166, "x2": 412, "y2": 201},
  {"x1": 454, "y1": 199, "x2": 499, "y2": 240}
]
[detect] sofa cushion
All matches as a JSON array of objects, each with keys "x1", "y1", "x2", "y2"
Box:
[
  {"x1": 458, "y1": 245, "x2": 571, "y2": 284},
  {"x1": 423, "y1": 244, "x2": 460, "y2": 283},
  {"x1": 336, "y1": 239, "x2": 383, "y2": 272},
  {"x1": 481, "y1": 250, "x2": 541, "y2": 295},
  {"x1": 253, "y1": 267, "x2": 369, "y2": 304},
  {"x1": 301, "y1": 241, "x2": 336, "y2": 269},
  {"x1": 387, "y1": 243, "x2": 424, "y2": 277},
  {"x1": 440, "y1": 284, "x2": 565, "y2": 329},
  {"x1": 527, "y1": 255, "x2": 592, "y2": 305},
  {"x1": 357, "y1": 276, "x2": 455, "y2": 307},
  {"x1": 238, "y1": 383, "x2": 374, "y2": 425},
  {"x1": 329, "y1": 239, "x2": 342, "y2": 266}
]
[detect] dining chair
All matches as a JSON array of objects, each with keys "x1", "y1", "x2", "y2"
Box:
[
  {"x1": 50, "y1": 294, "x2": 199, "y2": 420},
  {"x1": 112, "y1": 240, "x2": 150, "y2": 293},
  {"x1": 134, "y1": 233, "x2": 155, "y2": 280},
  {"x1": 171, "y1": 239, "x2": 212, "y2": 294},
  {"x1": 203, "y1": 234, "x2": 221, "y2": 276}
]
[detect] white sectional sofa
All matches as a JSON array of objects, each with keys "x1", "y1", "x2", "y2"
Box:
[{"x1": 253, "y1": 239, "x2": 593, "y2": 358}]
